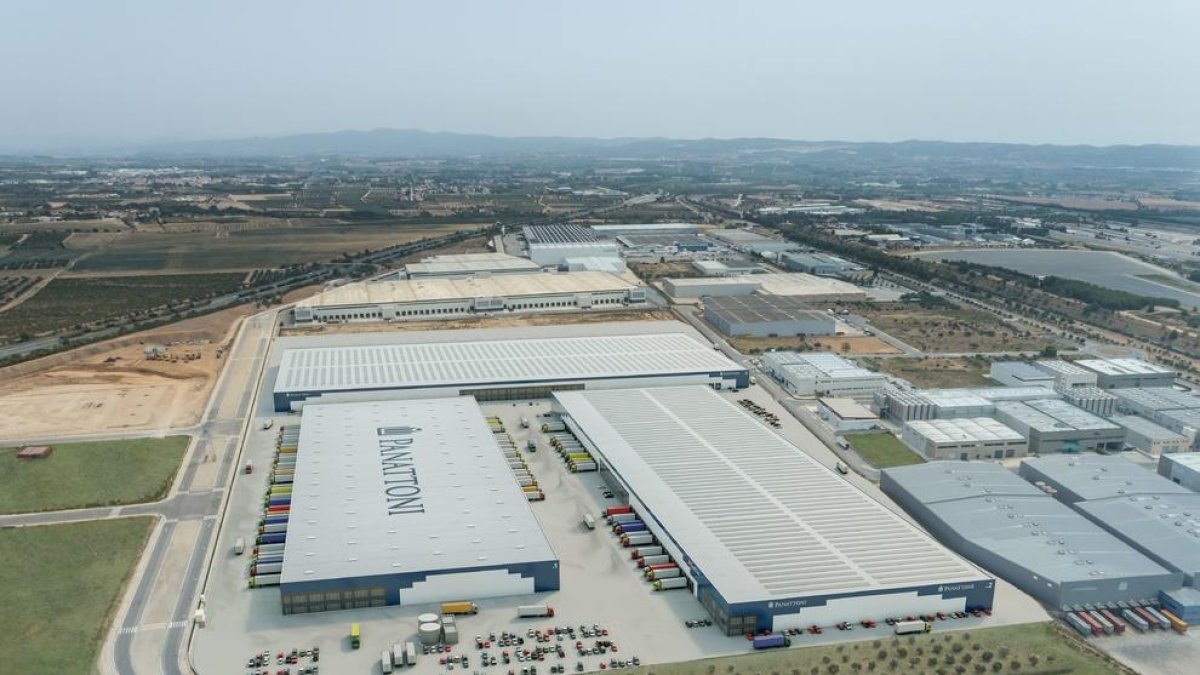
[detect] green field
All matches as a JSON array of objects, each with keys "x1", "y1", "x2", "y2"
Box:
[
  {"x1": 626, "y1": 622, "x2": 1125, "y2": 675},
  {"x1": 0, "y1": 517, "x2": 153, "y2": 675},
  {"x1": 844, "y1": 432, "x2": 925, "y2": 468},
  {"x1": 0, "y1": 436, "x2": 189, "y2": 514},
  {"x1": 0, "y1": 273, "x2": 244, "y2": 341},
  {"x1": 866, "y1": 357, "x2": 993, "y2": 389}
]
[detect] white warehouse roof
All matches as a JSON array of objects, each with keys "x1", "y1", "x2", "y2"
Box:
[
  {"x1": 280, "y1": 398, "x2": 557, "y2": 584},
  {"x1": 297, "y1": 271, "x2": 635, "y2": 308},
  {"x1": 404, "y1": 252, "x2": 541, "y2": 276},
  {"x1": 1075, "y1": 358, "x2": 1173, "y2": 377},
  {"x1": 554, "y1": 386, "x2": 988, "y2": 603},
  {"x1": 275, "y1": 333, "x2": 745, "y2": 396},
  {"x1": 905, "y1": 418, "x2": 1025, "y2": 445}
]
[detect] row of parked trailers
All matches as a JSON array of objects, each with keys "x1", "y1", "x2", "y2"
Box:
[
  {"x1": 1064, "y1": 603, "x2": 1188, "y2": 637},
  {"x1": 544, "y1": 424, "x2": 597, "y2": 474},
  {"x1": 248, "y1": 425, "x2": 298, "y2": 588},
  {"x1": 604, "y1": 505, "x2": 689, "y2": 591},
  {"x1": 488, "y1": 416, "x2": 544, "y2": 502}
]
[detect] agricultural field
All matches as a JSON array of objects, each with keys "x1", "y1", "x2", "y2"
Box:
[
  {"x1": 728, "y1": 335, "x2": 899, "y2": 356},
  {"x1": 843, "y1": 431, "x2": 925, "y2": 468},
  {"x1": 0, "y1": 517, "x2": 154, "y2": 675},
  {"x1": 865, "y1": 357, "x2": 993, "y2": 388},
  {"x1": 854, "y1": 303, "x2": 1049, "y2": 353},
  {"x1": 0, "y1": 273, "x2": 245, "y2": 341},
  {"x1": 626, "y1": 623, "x2": 1125, "y2": 675},
  {"x1": 0, "y1": 436, "x2": 189, "y2": 513},
  {"x1": 67, "y1": 222, "x2": 481, "y2": 273}
]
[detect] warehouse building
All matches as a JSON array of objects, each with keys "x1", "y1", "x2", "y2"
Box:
[
  {"x1": 779, "y1": 252, "x2": 870, "y2": 280},
  {"x1": 1018, "y1": 454, "x2": 1192, "y2": 504},
  {"x1": 278, "y1": 398, "x2": 559, "y2": 614},
  {"x1": 881, "y1": 462, "x2": 1182, "y2": 609},
  {"x1": 1110, "y1": 387, "x2": 1200, "y2": 418},
  {"x1": 1075, "y1": 358, "x2": 1176, "y2": 389},
  {"x1": 1111, "y1": 415, "x2": 1191, "y2": 457},
  {"x1": 662, "y1": 273, "x2": 867, "y2": 302},
  {"x1": 1018, "y1": 455, "x2": 1200, "y2": 585},
  {"x1": 689, "y1": 260, "x2": 763, "y2": 277},
  {"x1": 272, "y1": 333, "x2": 749, "y2": 411},
  {"x1": 403, "y1": 252, "x2": 541, "y2": 278},
  {"x1": 554, "y1": 386, "x2": 995, "y2": 634},
  {"x1": 1159, "y1": 453, "x2": 1200, "y2": 491},
  {"x1": 1152, "y1": 408, "x2": 1200, "y2": 447},
  {"x1": 816, "y1": 398, "x2": 879, "y2": 432},
  {"x1": 873, "y1": 386, "x2": 1059, "y2": 422},
  {"x1": 292, "y1": 271, "x2": 644, "y2": 324},
  {"x1": 707, "y1": 228, "x2": 801, "y2": 255},
  {"x1": 994, "y1": 399, "x2": 1125, "y2": 454},
  {"x1": 761, "y1": 352, "x2": 886, "y2": 397},
  {"x1": 616, "y1": 234, "x2": 713, "y2": 254},
  {"x1": 1033, "y1": 360, "x2": 1100, "y2": 389},
  {"x1": 590, "y1": 223, "x2": 700, "y2": 237},
  {"x1": 702, "y1": 295, "x2": 836, "y2": 337},
  {"x1": 900, "y1": 417, "x2": 1027, "y2": 461},
  {"x1": 523, "y1": 224, "x2": 620, "y2": 266},
  {"x1": 1059, "y1": 387, "x2": 1118, "y2": 417},
  {"x1": 989, "y1": 362, "x2": 1056, "y2": 388}
]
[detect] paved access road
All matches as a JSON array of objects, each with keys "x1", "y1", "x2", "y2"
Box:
[{"x1": 0, "y1": 309, "x2": 276, "y2": 675}]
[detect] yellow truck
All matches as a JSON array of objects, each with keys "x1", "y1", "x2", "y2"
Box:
[
  {"x1": 350, "y1": 623, "x2": 361, "y2": 649},
  {"x1": 441, "y1": 601, "x2": 479, "y2": 615}
]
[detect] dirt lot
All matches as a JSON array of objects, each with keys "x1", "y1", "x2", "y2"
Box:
[
  {"x1": 865, "y1": 357, "x2": 992, "y2": 388},
  {"x1": 855, "y1": 303, "x2": 1049, "y2": 353},
  {"x1": 729, "y1": 334, "x2": 900, "y2": 355},
  {"x1": 628, "y1": 261, "x2": 703, "y2": 280},
  {"x1": 282, "y1": 308, "x2": 676, "y2": 336},
  {"x1": 0, "y1": 303, "x2": 255, "y2": 439}
]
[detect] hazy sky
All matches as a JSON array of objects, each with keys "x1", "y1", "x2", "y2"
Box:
[{"x1": 2, "y1": 0, "x2": 1197, "y2": 150}]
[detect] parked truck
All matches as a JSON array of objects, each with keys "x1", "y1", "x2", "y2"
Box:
[
  {"x1": 517, "y1": 604, "x2": 555, "y2": 618},
  {"x1": 441, "y1": 601, "x2": 479, "y2": 615},
  {"x1": 233, "y1": 538, "x2": 245, "y2": 555},
  {"x1": 653, "y1": 577, "x2": 688, "y2": 591},
  {"x1": 350, "y1": 623, "x2": 361, "y2": 649},
  {"x1": 541, "y1": 421, "x2": 565, "y2": 433},
  {"x1": 894, "y1": 621, "x2": 931, "y2": 635},
  {"x1": 752, "y1": 634, "x2": 790, "y2": 650},
  {"x1": 381, "y1": 651, "x2": 394, "y2": 673}
]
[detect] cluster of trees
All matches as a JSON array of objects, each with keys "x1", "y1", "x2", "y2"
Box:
[{"x1": 1038, "y1": 276, "x2": 1179, "y2": 311}]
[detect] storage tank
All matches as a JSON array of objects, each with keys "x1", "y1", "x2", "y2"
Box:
[
  {"x1": 417, "y1": 612, "x2": 439, "y2": 625},
  {"x1": 418, "y1": 622, "x2": 442, "y2": 646}
]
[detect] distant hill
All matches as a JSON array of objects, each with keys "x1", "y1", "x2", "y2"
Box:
[{"x1": 130, "y1": 129, "x2": 1200, "y2": 169}]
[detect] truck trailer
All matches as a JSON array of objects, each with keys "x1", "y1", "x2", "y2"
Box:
[{"x1": 517, "y1": 604, "x2": 555, "y2": 618}]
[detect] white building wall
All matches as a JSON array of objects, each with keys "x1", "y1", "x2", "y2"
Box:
[{"x1": 398, "y1": 568, "x2": 537, "y2": 605}]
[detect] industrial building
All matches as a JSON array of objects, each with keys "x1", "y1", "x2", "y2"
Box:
[
  {"x1": 761, "y1": 352, "x2": 887, "y2": 397},
  {"x1": 1018, "y1": 454, "x2": 1192, "y2": 504},
  {"x1": 1075, "y1": 358, "x2": 1176, "y2": 389},
  {"x1": 403, "y1": 252, "x2": 541, "y2": 278},
  {"x1": 900, "y1": 417, "x2": 1027, "y2": 461},
  {"x1": 816, "y1": 398, "x2": 878, "y2": 432},
  {"x1": 689, "y1": 260, "x2": 762, "y2": 277},
  {"x1": 662, "y1": 273, "x2": 867, "y2": 302},
  {"x1": 292, "y1": 271, "x2": 644, "y2": 324},
  {"x1": 702, "y1": 295, "x2": 836, "y2": 337},
  {"x1": 272, "y1": 333, "x2": 749, "y2": 411},
  {"x1": 522, "y1": 224, "x2": 620, "y2": 266},
  {"x1": 873, "y1": 386, "x2": 1060, "y2": 422},
  {"x1": 554, "y1": 386, "x2": 995, "y2": 634},
  {"x1": 589, "y1": 223, "x2": 700, "y2": 237},
  {"x1": 1018, "y1": 455, "x2": 1200, "y2": 585},
  {"x1": 1058, "y1": 387, "x2": 1118, "y2": 417},
  {"x1": 278, "y1": 398, "x2": 559, "y2": 614},
  {"x1": 616, "y1": 234, "x2": 713, "y2": 254},
  {"x1": 1110, "y1": 387, "x2": 1200, "y2": 418},
  {"x1": 994, "y1": 399, "x2": 1125, "y2": 454},
  {"x1": 1151, "y1": 408, "x2": 1200, "y2": 446},
  {"x1": 1111, "y1": 415, "x2": 1191, "y2": 457},
  {"x1": 1033, "y1": 360, "x2": 1099, "y2": 389},
  {"x1": 989, "y1": 362, "x2": 1056, "y2": 388},
  {"x1": 779, "y1": 252, "x2": 870, "y2": 280},
  {"x1": 707, "y1": 229, "x2": 801, "y2": 255},
  {"x1": 1159, "y1": 452, "x2": 1200, "y2": 491},
  {"x1": 881, "y1": 462, "x2": 1182, "y2": 609}
]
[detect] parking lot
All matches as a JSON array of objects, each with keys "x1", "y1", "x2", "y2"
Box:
[{"x1": 192, "y1": 376, "x2": 1048, "y2": 675}]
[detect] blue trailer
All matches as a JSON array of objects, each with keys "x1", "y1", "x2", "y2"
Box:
[{"x1": 752, "y1": 634, "x2": 790, "y2": 650}]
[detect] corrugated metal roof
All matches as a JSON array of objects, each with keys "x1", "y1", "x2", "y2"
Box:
[
  {"x1": 555, "y1": 386, "x2": 987, "y2": 603},
  {"x1": 905, "y1": 417, "x2": 1025, "y2": 444},
  {"x1": 1111, "y1": 387, "x2": 1200, "y2": 412},
  {"x1": 296, "y1": 271, "x2": 634, "y2": 308},
  {"x1": 280, "y1": 398, "x2": 557, "y2": 584},
  {"x1": 1076, "y1": 494, "x2": 1200, "y2": 578},
  {"x1": 274, "y1": 333, "x2": 745, "y2": 395},
  {"x1": 1076, "y1": 358, "x2": 1173, "y2": 377},
  {"x1": 995, "y1": 399, "x2": 1120, "y2": 433},
  {"x1": 1020, "y1": 454, "x2": 1192, "y2": 501}
]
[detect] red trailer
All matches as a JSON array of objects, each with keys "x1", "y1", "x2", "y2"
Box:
[{"x1": 1098, "y1": 609, "x2": 1127, "y2": 634}]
